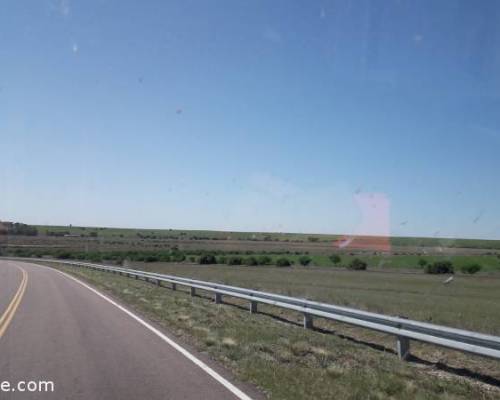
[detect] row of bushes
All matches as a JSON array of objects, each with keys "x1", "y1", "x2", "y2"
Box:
[
  {"x1": 4, "y1": 248, "x2": 188, "y2": 264},
  {"x1": 2, "y1": 247, "x2": 485, "y2": 274},
  {"x1": 199, "y1": 254, "x2": 292, "y2": 267},
  {"x1": 191, "y1": 249, "x2": 312, "y2": 256},
  {"x1": 0, "y1": 222, "x2": 38, "y2": 236},
  {"x1": 423, "y1": 261, "x2": 482, "y2": 274},
  {"x1": 197, "y1": 253, "x2": 365, "y2": 270}
]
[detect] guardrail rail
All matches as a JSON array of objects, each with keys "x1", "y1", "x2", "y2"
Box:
[{"x1": 5, "y1": 257, "x2": 500, "y2": 362}]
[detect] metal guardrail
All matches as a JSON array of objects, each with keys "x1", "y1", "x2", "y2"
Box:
[{"x1": 6, "y1": 257, "x2": 500, "y2": 361}]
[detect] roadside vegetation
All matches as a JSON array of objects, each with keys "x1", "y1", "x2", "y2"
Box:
[
  {"x1": 125, "y1": 261, "x2": 500, "y2": 336},
  {"x1": 4, "y1": 246, "x2": 500, "y2": 273},
  {"x1": 0, "y1": 221, "x2": 38, "y2": 236},
  {"x1": 424, "y1": 261, "x2": 454, "y2": 274},
  {"x1": 5, "y1": 222, "x2": 499, "y2": 398},
  {"x1": 48, "y1": 264, "x2": 500, "y2": 400}
]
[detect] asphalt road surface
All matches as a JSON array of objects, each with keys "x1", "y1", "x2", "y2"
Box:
[{"x1": 0, "y1": 260, "x2": 257, "y2": 400}]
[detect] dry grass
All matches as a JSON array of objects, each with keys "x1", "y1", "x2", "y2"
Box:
[{"x1": 50, "y1": 263, "x2": 500, "y2": 400}]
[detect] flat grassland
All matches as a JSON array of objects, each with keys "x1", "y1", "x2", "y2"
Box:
[
  {"x1": 31, "y1": 224, "x2": 500, "y2": 251},
  {"x1": 130, "y1": 262, "x2": 500, "y2": 336},
  {"x1": 4, "y1": 225, "x2": 500, "y2": 273},
  {"x1": 51, "y1": 262, "x2": 500, "y2": 400}
]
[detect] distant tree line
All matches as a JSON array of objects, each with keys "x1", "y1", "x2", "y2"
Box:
[
  {"x1": 0, "y1": 222, "x2": 38, "y2": 236},
  {"x1": 46, "y1": 230, "x2": 98, "y2": 238}
]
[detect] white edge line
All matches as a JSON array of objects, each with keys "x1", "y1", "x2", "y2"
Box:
[{"x1": 31, "y1": 263, "x2": 254, "y2": 400}]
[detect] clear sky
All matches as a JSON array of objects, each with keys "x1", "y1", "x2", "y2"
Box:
[{"x1": 1, "y1": 1, "x2": 500, "y2": 239}]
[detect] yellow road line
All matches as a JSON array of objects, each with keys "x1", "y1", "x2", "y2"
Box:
[{"x1": 0, "y1": 266, "x2": 28, "y2": 339}]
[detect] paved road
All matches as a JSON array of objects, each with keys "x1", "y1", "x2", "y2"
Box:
[{"x1": 0, "y1": 260, "x2": 256, "y2": 400}]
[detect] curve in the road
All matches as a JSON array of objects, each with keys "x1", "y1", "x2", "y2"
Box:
[
  {"x1": 0, "y1": 265, "x2": 28, "y2": 339},
  {"x1": 0, "y1": 260, "x2": 258, "y2": 400}
]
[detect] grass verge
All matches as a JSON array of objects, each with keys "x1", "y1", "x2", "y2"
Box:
[{"x1": 50, "y1": 263, "x2": 500, "y2": 400}]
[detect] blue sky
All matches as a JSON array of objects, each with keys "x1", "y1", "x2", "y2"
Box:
[{"x1": 1, "y1": 1, "x2": 500, "y2": 239}]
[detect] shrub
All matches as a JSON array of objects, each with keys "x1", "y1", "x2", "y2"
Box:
[
  {"x1": 329, "y1": 254, "x2": 341, "y2": 265},
  {"x1": 460, "y1": 263, "x2": 481, "y2": 274},
  {"x1": 56, "y1": 251, "x2": 72, "y2": 260},
  {"x1": 257, "y1": 255, "x2": 272, "y2": 265},
  {"x1": 275, "y1": 257, "x2": 291, "y2": 267},
  {"x1": 418, "y1": 258, "x2": 428, "y2": 268},
  {"x1": 425, "y1": 261, "x2": 454, "y2": 274},
  {"x1": 227, "y1": 256, "x2": 243, "y2": 265},
  {"x1": 217, "y1": 256, "x2": 227, "y2": 264},
  {"x1": 244, "y1": 256, "x2": 258, "y2": 266},
  {"x1": 298, "y1": 256, "x2": 312, "y2": 266},
  {"x1": 171, "y1": 252, "x2": 186, "y2": 262},
  {"x1": 348, "y1": 258, "x2": 367, "y2": 270},
  {"x1": 199, "y1": 254, "x2": 217, "y2": 265},
  {"x1": 144, "y1": 255, "x2": 159, "y2": 262}
]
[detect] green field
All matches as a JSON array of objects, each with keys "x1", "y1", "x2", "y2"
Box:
[
  {"x1": 190, "y1": 253, "x2": 500, "y2": 272},
  {"x1": 128, "y1": 262, "x2": 500, "y2": 335},
  {"x1": 6, "y1": 244, "x2": 500, "y2": 272},
  {"x1": 32, "y1": 224, "x2": 500, "y2": 249},
  {"x1": 34, "y1": 224, "x2": 342, "y2": 241}
]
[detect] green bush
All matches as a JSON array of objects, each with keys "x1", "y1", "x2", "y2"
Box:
[
  {"x1": 171, "y1": 252, "x2": 186, "y2": 262},
  {"x1": 275, "y1": 257, "x2": 291, "y2": 267},
  {"x1": 348, "y1": 258, "x2": 367, "y2": 270},
  {"x1": 56, "y1": 251, "x2": 72, "y2": 260},
  {"x1": 217, "y1": 256, "x2": 227, "y2": 264},
  {"x1": 227, "y1": 256, "x2": 243, "y2": 265},
  {"x1": 257, "y1": 255, "x2": 272, "y2": 265},
  {"x1": 199, "y1": 254, "x2": 217, "y2": 265},
  {"x1": 298, "y1": 256, "x2": 312, "y2": 266},
  {"x1": 244, "y1": 256, "x2": 258, "y2": 266},
  {"x1": 418, "y1": 258, "x2": 428, "y2": 268},
  {"x1": 329, "y1": 254, "x2": 341, "y2": 265},
  {"x1": 13, "y1": 248, "x2": 30, "y2": 257},
  {"x1": 460, "y1": 263, "x2": 481, "y2": 274},
  {"x1": 144, "y1": 255, "x2": 159, "y2": 262},
  {"x1": 425, "y1": 261, "x2": 454, "y2": 274}
]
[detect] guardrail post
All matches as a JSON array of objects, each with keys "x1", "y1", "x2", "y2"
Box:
[
  {"x1": 172, "y1": 283, "x2": 177, "y2": 291},
  {"x1": 190, "y1": 287, "x2": 196, "y2": 297},
  {"x1": 135, "y1": 274, "x2": 138, "y2": 280},
  {"x1": 303, "y1": 313, "x2": 313, "y2": 329},
  {"x1": 397, "y1": 336, "x2": 410, "y2": 360},
  {"x1": 156, "y1": 279, "x2": 161, "y2": 287},
  {"x1": 249, "y1": 301, "x2": 258, "y2": 314},
  {"x1": 214, "y1": 293, "x2": 222, "y2": 304}
]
